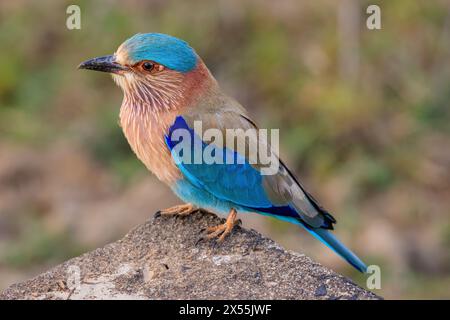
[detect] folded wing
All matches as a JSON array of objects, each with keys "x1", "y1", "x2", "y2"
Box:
[{"x1": 165, "y1": 111, "x2": 336, "y2": 230}]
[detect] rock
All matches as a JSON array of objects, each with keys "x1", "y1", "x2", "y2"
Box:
[
  {"x1": 315, "y1": 284, "x2": 328, "y2": 297},
  {"x1": 0, "y1": 211, "x2": 380, "y2": 300}
]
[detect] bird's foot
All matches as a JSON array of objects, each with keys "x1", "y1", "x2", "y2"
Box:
[
  {"x1": 157, "y1": 203, "x2": 196, "y2": 217},
  {"x1": 204, "y1": 208, "x2": 239, "y2": 243}
]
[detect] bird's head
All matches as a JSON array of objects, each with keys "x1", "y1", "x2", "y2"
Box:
[{"x1": 79, "y1": 33, "x2": 213, "y2": 112}]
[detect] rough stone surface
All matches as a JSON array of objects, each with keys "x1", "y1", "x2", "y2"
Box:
[{"x1": 0, "y1": 211, "x2": 380, "y2": 300}]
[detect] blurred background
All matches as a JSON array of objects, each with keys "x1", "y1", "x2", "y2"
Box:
[{"x1": 0, "y1": 0, "x2": 449, "y2": 299}]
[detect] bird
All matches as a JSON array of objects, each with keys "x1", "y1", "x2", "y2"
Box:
[{"x1": 78, "y1": 33, "x2": 368, "y2": 273}]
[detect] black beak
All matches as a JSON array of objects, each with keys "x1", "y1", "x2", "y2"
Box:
[{"x1": 78, "y1": 55, "x2": 127, "y2": 74}]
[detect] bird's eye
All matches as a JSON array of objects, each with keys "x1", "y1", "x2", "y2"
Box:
[{"x1": 142, "y1": 61, "x2": 154, "y2": 72}]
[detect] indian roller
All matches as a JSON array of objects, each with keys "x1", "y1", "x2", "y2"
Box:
[{"x1": 79, "y1": 33, "x2": 367, "y2": 273}]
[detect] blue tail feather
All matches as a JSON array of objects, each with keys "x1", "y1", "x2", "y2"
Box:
[
  {"x1": 307, "y1": 227, "x2": 367, "y2": 273},
  {"x1": 250, "y1": 210, "x2": 368, "y2": 273}
]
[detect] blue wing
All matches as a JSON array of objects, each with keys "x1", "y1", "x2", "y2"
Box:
[
  {"x1": 166, "y1": 116, "x2": 273, "y2": 207},
  {"x1": 165, "y1": 115, "x2": 322, "y2": 222}
]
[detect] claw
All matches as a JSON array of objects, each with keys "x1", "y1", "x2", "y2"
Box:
[
  {"x1": 195, "y1": 237, "x2": 204, "y2": 246},
  {"x1": 159, "y1": 203, "x2": 195, "y2": 217},
  {"x1": 202, "y1": 208, "x2": 239, "y2": 243}
]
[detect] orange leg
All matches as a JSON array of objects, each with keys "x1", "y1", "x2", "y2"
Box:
[
  {"x1": 159, "y1": 203, "x2": 196, "y2": 216},
  {"x1": 206, "y1": 208, "x2": 239, "y2": 242}
]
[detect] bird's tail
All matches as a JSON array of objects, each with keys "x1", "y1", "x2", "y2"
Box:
[{"x1": 305, "y1": 226, "x2": 368, "y2": 273}]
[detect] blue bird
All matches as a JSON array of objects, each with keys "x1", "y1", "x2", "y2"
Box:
[{"x1": 79, "y1": 33, "x2": 368, "y2": 273}]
